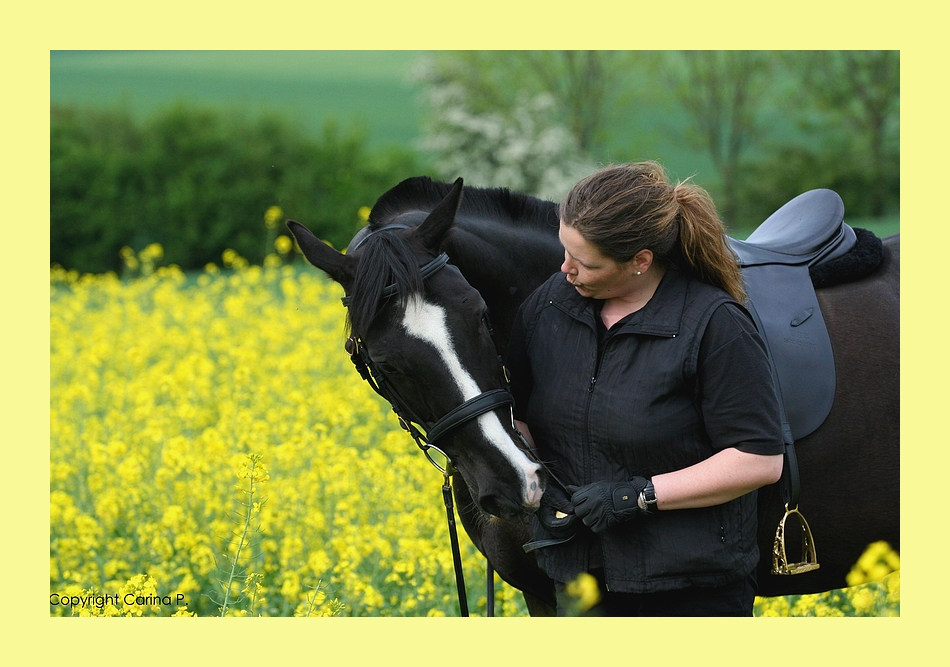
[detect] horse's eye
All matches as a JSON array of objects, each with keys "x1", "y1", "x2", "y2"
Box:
[{"x1": 375, "y1": 361, "x2": 400, "y2": 375}]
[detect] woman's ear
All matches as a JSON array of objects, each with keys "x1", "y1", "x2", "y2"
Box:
[{"x1": 632, "y1": 249, "x2": 654, "y2": 275}]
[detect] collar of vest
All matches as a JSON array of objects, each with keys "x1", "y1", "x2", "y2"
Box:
[{"x1": 547, "y1": 265, "x2": 692, "y2": 338}]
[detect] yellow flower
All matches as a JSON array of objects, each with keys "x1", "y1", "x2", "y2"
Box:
[
  {"x1": 264, "y1": 205, "x2": 284, "y2": 229},
  {"x1": 48, "y1": 262, "x2": 553, "y2": 616},
  {"x1": 847, "y1": 541, "x2": 900, "y2": 587},
  {"x1": 274, "y1": 235, "x2": 293, "y2": 255},
  {"x1": 139, "y1": 243, "x2": 164, "y2": 262},
  {"x1": 563, "y1": 572, "x2": 600, "y2": 614}
]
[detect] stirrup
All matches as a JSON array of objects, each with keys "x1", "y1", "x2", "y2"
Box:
[{"x1": 771, "y1": 504, "x2": 820, "y2": 575}]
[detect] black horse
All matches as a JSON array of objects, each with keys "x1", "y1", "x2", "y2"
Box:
[{"x1": 287, "y1": 176, "x2": 899, "y2": 615}]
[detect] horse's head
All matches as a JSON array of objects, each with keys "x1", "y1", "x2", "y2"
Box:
[{"x1": 287, "y1": 178, "x2": 544, "y2": 519}]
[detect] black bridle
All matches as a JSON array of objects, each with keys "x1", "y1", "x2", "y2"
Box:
[
  {"x1": 341, "y1": 227, "x2": 526, "y2": 616},
  {"x1": 344, "y1": 320, "x2": 515, "y2": 464},
  {"x1": 342, "y1": 248, "x2": 517, "y2": 466}
]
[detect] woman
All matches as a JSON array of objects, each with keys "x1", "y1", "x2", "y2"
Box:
[{"x1": 507, "y1": 162, "x2": 784, "y2": 616}]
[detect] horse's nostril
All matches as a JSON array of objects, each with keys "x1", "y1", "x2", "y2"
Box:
[{"x1": 524, "y1": 474, "x2": 543, "y2": 509}]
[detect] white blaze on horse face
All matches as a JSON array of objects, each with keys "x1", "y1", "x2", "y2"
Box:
[{"x1": 401, "y1": 295, "x2": 542, "y2": 508}]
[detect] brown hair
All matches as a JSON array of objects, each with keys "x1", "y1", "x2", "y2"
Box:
[{"x1": 559, "y1": 162, "x2": 745, "y2": 302}]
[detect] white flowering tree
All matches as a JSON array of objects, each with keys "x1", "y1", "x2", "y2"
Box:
[{"x1": 415, "y1": 60, "x2": 597, "y2": 202}]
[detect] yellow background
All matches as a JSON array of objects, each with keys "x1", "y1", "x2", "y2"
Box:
[{"x1": 12, "y1": 3, "x2": 937, "y2": 663}]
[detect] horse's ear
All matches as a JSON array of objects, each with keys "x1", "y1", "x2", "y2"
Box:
[
  {"x1": 414, "y1": 177, "x2": 463, "y2": 252},
  {"x1": 286, "y1": 221, "x2": 356, "y2": 290}
]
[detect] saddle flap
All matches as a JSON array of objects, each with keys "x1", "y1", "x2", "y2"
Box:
[{"x1": 743, "y1": 263, "x2": 835, "y2": 441}]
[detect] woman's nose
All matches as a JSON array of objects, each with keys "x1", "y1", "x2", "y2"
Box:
[{"x1": 561, "y1": 253, "x2": 576, "y2": 275}]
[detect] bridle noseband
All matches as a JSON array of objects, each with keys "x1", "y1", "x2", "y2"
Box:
[{"x1": 344, "y1": 332, "x2": 515, "y2": 471}]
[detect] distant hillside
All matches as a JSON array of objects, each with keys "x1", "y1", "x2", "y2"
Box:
[{"x1": 50, "y1": 50, "x2": 427, "y2": 149}]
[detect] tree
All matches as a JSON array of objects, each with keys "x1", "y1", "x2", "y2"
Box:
[
  {"x1": 658, "y1": 51, "x2": 775, "y2": 226},
  {"x1": 417, "y1": 51, "x2": 639, "y2": 155},
  {"x1": 512, "y1": 51, "x2": 635, "y2": 154},
  {"x1": 791, "y1": 51, "x2": 899, "y2": 216},
  {"x1": 414, "y1": 51, "x2": 649, "y2": 198},
  {"x1": 50, "y1": 104, "x2": 425, "y2": 273},
  {"x1": 414, "y1": 53, "x2": 603, "y2": 200}
]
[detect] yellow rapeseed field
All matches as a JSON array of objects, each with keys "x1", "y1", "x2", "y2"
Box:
[{"x1": 49, "y1": 245, "x2": 898, "y2": 617}]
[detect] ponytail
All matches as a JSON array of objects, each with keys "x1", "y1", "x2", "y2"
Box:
[{"x1": 674, "y1": 181, "x2": 746, "y2": 303}]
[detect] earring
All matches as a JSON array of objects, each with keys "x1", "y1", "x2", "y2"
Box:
[{"x1": 636, "y1": 271, "x2": 642, "y2": 276}]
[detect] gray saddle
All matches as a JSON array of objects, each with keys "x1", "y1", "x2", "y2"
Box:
[{"x1": 728, "y1": 189, "x2": 865, "y2": 443}]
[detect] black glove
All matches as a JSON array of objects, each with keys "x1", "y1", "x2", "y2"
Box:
[
  {"x1": 537, "y1": 484, "x2": 578, "y2": 539},
  {"x1": 567, "y1": 477, "x2": 651, "y2": 534}
]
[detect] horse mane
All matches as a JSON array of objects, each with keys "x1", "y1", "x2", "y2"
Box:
[
  {"x1": 347, "y1": 231, "x2": 424, "y2": 338},
  {"x1": 368, "y1": 176, "x2": 559, "y2": 231},
  {"x1": 349, "y1": 176, "x2": 560, "y2": 338}
]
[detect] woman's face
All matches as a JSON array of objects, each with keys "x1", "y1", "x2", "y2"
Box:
[{"x1": 558, "y1": 222, "x2": 639, "y2": 300}]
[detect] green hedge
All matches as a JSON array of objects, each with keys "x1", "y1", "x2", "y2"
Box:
[{"x1": 51, "y1": 103, "x2": 427, "y2": 274}]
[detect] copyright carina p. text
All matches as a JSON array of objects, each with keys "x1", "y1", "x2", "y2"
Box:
[{"x1": 50, "y1": 592, "x2": 187, "y2": 611}]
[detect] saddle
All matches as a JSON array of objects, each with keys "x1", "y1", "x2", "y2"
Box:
[
  {"x1": 729, "y1": 189, "x2": 857, "y2": 443},
  {"x1": 728, "y1": 189, "x2": 883, "y2": 575}
]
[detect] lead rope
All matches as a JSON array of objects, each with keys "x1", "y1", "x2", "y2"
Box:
[
  {"x1": 348, "y1": 335, "x2": 499, "y2": 616},
  {"x1": 347, "y1": 324, "x2": 507, "y2": 615},
  {"x1": 439, "y1": 467, "x2": 470, "y2": 617},
  {"x1": 349, "y1": 333, "x2": 506, "y2": 616}
]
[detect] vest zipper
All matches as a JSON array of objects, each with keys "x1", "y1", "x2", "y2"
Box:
[{"x1": 584, "y1": 332, "x2": 604, "y2": 486}]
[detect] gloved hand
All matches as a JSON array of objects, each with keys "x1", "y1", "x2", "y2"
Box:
[
  {"x1": 537, "y1": 484, "x2": 578, "y2": 539},
  {"x1": 566, "y1": 477, "x2": 651, "y2": 534}
]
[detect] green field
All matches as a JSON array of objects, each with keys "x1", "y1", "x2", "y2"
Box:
[
  {"x1": 844, "y1": 216, "x2": 900, "y2": 239},
  {"x1": 50, "y1": 50, "x2": 427, "y2": 149}
]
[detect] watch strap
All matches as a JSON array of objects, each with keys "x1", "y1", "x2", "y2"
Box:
[{"x1": 640, "y1": 480, "x2": 659, "y2": 514}]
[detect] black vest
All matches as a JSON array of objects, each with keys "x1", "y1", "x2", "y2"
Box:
[{"x1": 513, "y1": 267, "x2": 772, "y2": 593}]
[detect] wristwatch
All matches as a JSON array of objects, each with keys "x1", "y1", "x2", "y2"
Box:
[{"x1": 639, "y1": 480, "x2": 659, "y2": 514}]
